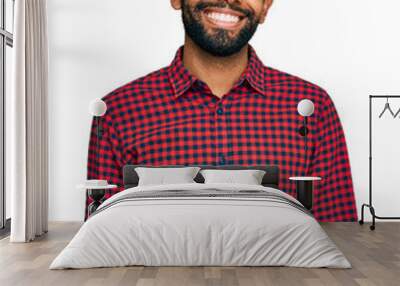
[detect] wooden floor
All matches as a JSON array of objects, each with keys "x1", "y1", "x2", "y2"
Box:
[{"x1": 0, "y1": 222, "x2": 399, "y2": 286}]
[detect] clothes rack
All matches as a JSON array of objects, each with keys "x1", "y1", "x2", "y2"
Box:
[{"x1": 359, "y1": 95, "x2": 400, "y2": 230}]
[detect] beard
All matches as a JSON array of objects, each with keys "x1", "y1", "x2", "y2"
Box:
[{"x1": 181, "y1": 0, "x2": 260, "y2": 57}]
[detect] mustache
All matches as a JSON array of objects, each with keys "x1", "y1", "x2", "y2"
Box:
[{"x1": 194, "y1": 1, "x2": 253, "y2": 18}]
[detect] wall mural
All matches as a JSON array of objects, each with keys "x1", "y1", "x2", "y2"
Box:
[{"x1": 86, "y1": 0, "x2": 357, "y2": 222}]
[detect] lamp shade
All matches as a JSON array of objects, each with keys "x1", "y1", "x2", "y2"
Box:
[
  {"x1": 89, "y1": 99, "x2": 107, "y2": 117},
  {"x1": 297, "y1": 99, "x2": 315, "y2": 117}
]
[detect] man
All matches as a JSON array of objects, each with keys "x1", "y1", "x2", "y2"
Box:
[{"x1": 87, "y1": 0, "x2": 357, "y2": 221}]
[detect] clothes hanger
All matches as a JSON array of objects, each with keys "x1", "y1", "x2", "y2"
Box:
[
  {"x1": 378, "y1": 97, "x2": 395, "y2": 118},
  {"x1": 394, "y1": 105, "x2": 400, "y2": 118}
]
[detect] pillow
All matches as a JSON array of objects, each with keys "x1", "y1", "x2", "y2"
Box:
[
  {"x1": 135, "y1": 166, "x2": 201, "y2": 186},
  {"x1": 200, "y1": 169, "x2": 266, "y2": 185}
]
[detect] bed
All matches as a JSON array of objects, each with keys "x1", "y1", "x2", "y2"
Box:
[{"x1": 50, "y1": 165, "x2": 350, "y2": 269}]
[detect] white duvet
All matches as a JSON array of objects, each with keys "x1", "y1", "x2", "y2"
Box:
[{"x1": 50, "y1": 183, "x2": 351, "y2": 269}]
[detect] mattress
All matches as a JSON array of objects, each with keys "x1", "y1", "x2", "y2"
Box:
[{"x1": 50, "y1": 183, "x2": 351, "y2": 269}]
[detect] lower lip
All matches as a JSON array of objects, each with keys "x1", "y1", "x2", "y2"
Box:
[{"x1": 203, "y1": 12, "x2": 244, "y2": 30}]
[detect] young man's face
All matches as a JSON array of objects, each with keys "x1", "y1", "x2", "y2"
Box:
[{"x1": 171, "y1": 0, "x2": 273, "y2": 57}]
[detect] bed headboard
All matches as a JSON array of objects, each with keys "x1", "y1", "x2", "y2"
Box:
[{"x1": 123, "y1": 165, "x2": 280, "y2": 189}]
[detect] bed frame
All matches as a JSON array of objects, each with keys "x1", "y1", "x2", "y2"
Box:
[{"x1": 123, "y1": 165, "x2": 280, "y2": 189}]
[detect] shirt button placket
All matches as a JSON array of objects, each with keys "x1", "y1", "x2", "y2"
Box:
[
  {"x1": 219, "y1": 154, "x2": 226, "y2": 165},
  {"x1": 215, "y1": 105, "x2": 226, "y2": 165}
]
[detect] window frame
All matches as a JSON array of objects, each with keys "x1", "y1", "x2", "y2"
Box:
[{"x1": 0, "y1": 0, "x2": 14, "y2": 232}]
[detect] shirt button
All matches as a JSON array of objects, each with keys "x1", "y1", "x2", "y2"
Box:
[
  {"x1": 219, "y1": 154, "x2": 226, "y2": 165},
  {"x1": 216, "y1": 108, "x2": 224, "y2": 115}
]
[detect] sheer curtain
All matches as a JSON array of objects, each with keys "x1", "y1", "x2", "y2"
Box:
[{"x1": 10, "y1": 0, "x2": 49, "y2": 242}]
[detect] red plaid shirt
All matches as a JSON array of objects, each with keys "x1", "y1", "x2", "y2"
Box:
[{"x1": 87, "y1": 45, "x2": 357, "y2": 222}]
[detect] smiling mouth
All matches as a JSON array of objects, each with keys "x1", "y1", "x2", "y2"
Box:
[{"x1": 202, "y1": 8, "x2": 246, "y2": 30}]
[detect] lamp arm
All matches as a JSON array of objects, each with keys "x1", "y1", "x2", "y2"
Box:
[
  {"x1": 304, "y1": 116, "x2": 308, "y2": 176},
  {"x1": 96, "y1": 116, "x2": 100, "y2": 178}
]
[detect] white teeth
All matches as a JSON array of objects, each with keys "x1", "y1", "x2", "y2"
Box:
[{"x1": 206, "y1": 12, "x2": 240, "y2": 24}]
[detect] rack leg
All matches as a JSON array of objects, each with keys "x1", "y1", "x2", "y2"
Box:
[
  {"x1": 359, "y1": 204, "x2": 376, "y2": 231},
  {"x1": 359, "y1": 204, "x2": 366, "y2": 225},
  {"x1": 369, "y1": 206, "x2": 376, "y2": 231}
]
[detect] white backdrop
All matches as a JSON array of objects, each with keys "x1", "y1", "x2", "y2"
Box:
[{"x1": 47, "y1": 0, "x2": 400, "y2": 221}]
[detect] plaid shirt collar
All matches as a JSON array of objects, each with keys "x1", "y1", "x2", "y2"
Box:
[{"x1": 168, "y1": 45, "x2": 266, "y2": 98}]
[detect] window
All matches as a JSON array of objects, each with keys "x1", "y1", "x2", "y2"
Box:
[{"x1": 0, "y1": 0, "x2": 14, "y2": 233}]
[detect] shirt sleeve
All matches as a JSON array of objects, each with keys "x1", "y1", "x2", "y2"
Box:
[
  {"x1": 86, "y1": 112, "x2": 126, "y2": 216},
  {"x1": 309, "y1": 94, "x2": 358, "y2": 222}
]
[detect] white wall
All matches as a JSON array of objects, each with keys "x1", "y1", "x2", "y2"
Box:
[{"x1": 47, "y1": 0, "x2": 400, "y2": 221}]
